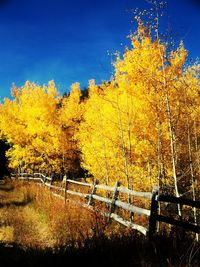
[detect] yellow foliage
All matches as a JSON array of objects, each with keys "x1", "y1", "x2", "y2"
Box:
[
  {"x1": 76, "y1": 22, "x2": 200, "y2": 192},
  {"x1": 0, "y1": 21, "x2": 200, "y2": 196},
  {"x1": 0, "y1": 81, "x2": 83, "y2": 175}
]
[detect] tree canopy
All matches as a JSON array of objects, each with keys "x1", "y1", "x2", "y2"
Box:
[{"x1": 0, "y1": 21, "x2": 200, "y2": 200}]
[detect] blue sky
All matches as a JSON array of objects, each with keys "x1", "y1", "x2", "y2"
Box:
[{"x1": 0, "y1": 0, "x2": 200, "y2": 100}]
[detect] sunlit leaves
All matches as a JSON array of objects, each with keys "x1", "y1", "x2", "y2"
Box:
[
  {"x1": 76, "y1": 22, "x2": 200, "y2": 192},
  {"x1": 0, "y1": 20, "x2": 200, "y2": 196},
  {"x1": 0, "y1": 81, "x2": 83, "y2": 175}
]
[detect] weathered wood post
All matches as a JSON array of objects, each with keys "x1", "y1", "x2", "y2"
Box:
[
  {"x1": 49, "y1": 174, "x2": 53, "y2": 191},
  {"x1": 88, "y1": 179, "x2": 99, "y2": 206},
  {"x1": 62, "y1": 174, "x2": 68, "y2": 203},
  {"x1": 108, "y1": 181, "x2": 120, "y2": 221},
  {"x1": 148, "y1": 186, "x2": 159, "y2": 241},
  {"x1": 43, "y1": 173, "x2": 46, "y2": 184}
]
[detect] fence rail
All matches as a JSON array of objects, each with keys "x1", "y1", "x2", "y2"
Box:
[{"x1": 11, "y1": 172, "x2": 200, "y2": 239}]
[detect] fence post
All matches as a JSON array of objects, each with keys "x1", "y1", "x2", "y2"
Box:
[
  {"x1": 49, "y1": 174, "x2": 53, "y2": 191},
  {"x1": 108, "y1": 181, "x2": 120, "y2": 221},
  {"x1": 65, "y1": 179, "x2": 68, "y2": 203},
  {"x1": 88, "y1": 180, "x2": 99, "y2": 206},
  {"x1": 44, "y1": 174, "x2": 47, "y2": 184},
  {"x1": 62, "y1": 175, "x2": 68, "y2": 203},
  {"x1": 148, "y1": 186, "x2": 159, "y2": 241}
]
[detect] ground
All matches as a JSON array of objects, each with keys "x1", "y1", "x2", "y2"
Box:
[{"x1": 0, "y1": 179, "x2": 200, "y2": 267}]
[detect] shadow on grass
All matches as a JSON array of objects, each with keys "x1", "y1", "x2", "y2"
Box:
[
  {"x1": 0, "y1": 183, "x2": 14, "y2": 192},
  {"x1": 0, "y1": 231, "x2": 199, "y2": 267},
  {"x1": 0, "y1": 196, "x2": 32, "y2": 208}
]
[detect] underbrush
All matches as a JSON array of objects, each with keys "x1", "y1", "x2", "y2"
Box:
[{"x1": 0, "y1": 230, "x2": 200, "y2": 267}]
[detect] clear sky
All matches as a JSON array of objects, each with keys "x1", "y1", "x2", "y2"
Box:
[{"x1": 0, "y1": 0, "x2": 200, "y2": 100}]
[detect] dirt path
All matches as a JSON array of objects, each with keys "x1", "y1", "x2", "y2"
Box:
[{"x1": 0, "y1": 180, "x2": 55, "y2": 247}]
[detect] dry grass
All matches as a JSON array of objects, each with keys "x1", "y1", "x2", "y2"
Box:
[
  {"x1": 1, "y1": 179, "x2": 200, "y2": 266},
  {"x1": 0, "y1": 181, "x2": 51, "y2": 247},
  {"x1": 0, "y1": 179, "x2": 127, "y2": 249}
]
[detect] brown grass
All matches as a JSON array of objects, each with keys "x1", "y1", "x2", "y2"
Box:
[
  {"x1": 0, "y1": 179, "x2": 127, "y2": 249},
  {"x1": 1, "y1": 180, "x2": 200, "y2": 266}
]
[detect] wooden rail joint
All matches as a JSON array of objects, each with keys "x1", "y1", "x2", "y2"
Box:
[
  {"x1": 108, "y1": 181, "x2": 120, "y2": 221},
  {"x1": 88, "y1": 179, "x2": 99, "y2": 206},
  {"x1": 148, "y1": 186, "x2": 159, "y2": 240}
]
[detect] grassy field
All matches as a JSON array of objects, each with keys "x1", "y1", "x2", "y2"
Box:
[
  {"x1": 0, "y1": 179, "x2": 112, "y2": 248},
  {"x1": 0, "y1": 179, "x2": 200, "y2": 267}
]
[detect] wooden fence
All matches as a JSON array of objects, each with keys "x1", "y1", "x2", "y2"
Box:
[{"x1": 11, "y1": 172, "x2": 200, "y2": 240}]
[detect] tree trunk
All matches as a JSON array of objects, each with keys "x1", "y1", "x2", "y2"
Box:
[
  {"x1": 184, "y1": 91, "x2": 198, "y2": 241},
  {"x1": 166, "y1": 93, "x2": 182, "y2": 217},
  {"x1": 116, "y1": 92, "x2": 130, "y2": 189}
]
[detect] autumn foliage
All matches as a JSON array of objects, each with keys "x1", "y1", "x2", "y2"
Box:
[
  {"x1": 0, "y1": 80, "x2": 85, "y2": 177},
  {"x1": 0, "y1": 22, "x2": 200, "y2": 198}
]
